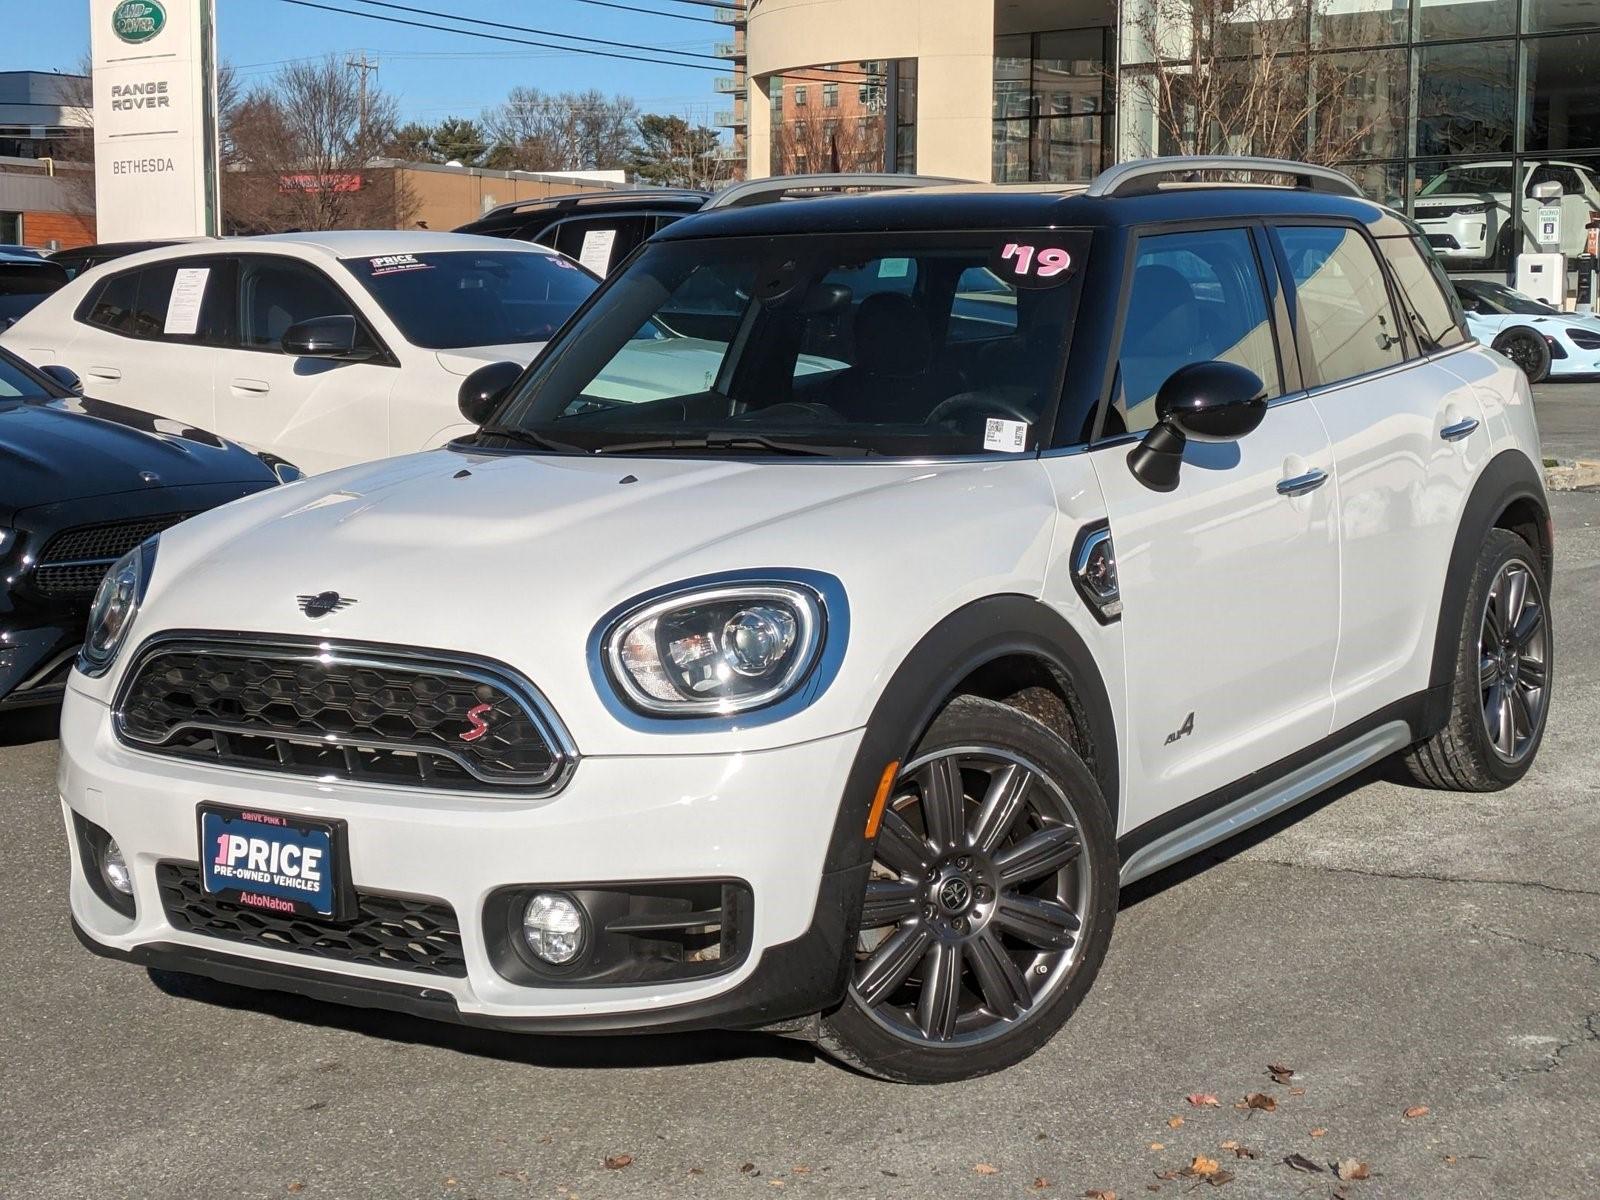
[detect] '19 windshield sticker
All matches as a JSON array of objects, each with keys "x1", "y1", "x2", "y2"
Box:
[{"x1": 990, "y1": 239, "x2": 1083, "y2": 289}]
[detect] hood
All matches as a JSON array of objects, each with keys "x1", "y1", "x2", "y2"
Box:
[
  {"x1": 434, "y1": 342, "x2": 546, "y2": 377},
  {"x1": 129, "y1": 446, "x2": 1057, "y2": 754},
  {"x1": 0, "y1": 394, "x2": 276, "y2": 525}
]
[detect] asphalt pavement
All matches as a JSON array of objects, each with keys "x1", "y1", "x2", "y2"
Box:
[{"x1": 2, "y1": 393, "x2": 1597, "y2": 1199}]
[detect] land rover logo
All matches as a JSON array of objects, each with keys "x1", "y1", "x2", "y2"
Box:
[{"x1": 112, "y1": 0, "x2": 166, "y2": 45}]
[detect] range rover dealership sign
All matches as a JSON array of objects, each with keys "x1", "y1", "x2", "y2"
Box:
[{"x1": 92, "y1": 0, "x2": 219, "y2": 240}]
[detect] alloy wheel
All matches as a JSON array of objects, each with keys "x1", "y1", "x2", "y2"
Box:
[
  {"x1": 851, "y1": 746, "x2": 1093, "y2": 1047},
  {"x1": 1501, "y1": 332, "x2": 1543, "y2": 378},
  {"x1": 1479, "y1": 558, "x2": 1548, "y2": 762}
]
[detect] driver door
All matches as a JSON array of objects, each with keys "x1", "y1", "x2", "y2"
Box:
[{"x1": 1084, "y1": 225, "x2": 1340, "y2": 832}]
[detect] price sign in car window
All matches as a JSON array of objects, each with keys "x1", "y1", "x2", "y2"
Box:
[{"x1": 989, "y1": 236, "x2": 1087, "y2": 289}]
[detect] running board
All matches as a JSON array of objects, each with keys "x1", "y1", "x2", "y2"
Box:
[{"x1": 1118, "y1": 721, "x2": 1412, "y2": 886}]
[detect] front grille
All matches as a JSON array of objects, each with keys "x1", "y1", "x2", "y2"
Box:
[
  {"x1": 33, "y1": 513, "x2": 194, "y2": 596},
  {"x1": 115, "y1": 637, "x2": 572, "y2": 794},
  {"x1": 157, "y1": 862, "x2": 466, "y2": 977}
]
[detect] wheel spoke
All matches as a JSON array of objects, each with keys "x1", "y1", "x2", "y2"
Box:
[
  {"x1": 1504, "y1": 568, "x2": 1529, "y2": 634},
  {"x1": 914, "y1": 940, "x2": 961, "y2": 1041},
  {"x1": 1479, "y1": 652, "x2": 1501, "y2": 688},
  {"x1": 918, "y1": 756, "x2": 966, "y2": 853},
  {"x1": 1518, "y1": 656, "x2": 1547, "y2": 690},
  {"x1": 860, "y1": 879, "x2": 921, "y2": 929},
  {"x1": 1510, "y1": 602, "x2": 1543, "y2": 650},
  {"x1": 1482, "y1": 587, "x2": 1505, "y2": 650},
  {"x1": 874, "y1": 807, "x2": 933, "y2": 875},
  {"x1": 855, "y1": 922, "x2": 933, "y2": 1007},
  {"x1": 994, "y1": 824, "x2": 1081, "y2": 886},
  {"x1": 964, "y1": 929, "x2": 1031, "y2": 1021},
  {"x1": 994, "y1": 893, "x2": 1080, "y2": 950},
  {"x1": 1510, "y1": 684, "x2": 1535, "y2": 742},
  {"x1": 969, "y1": 762, "x2": 1031, "y2": 854},
  {"x1": 1486, "y1": 683, "x2": 1516, "y2": 756}
]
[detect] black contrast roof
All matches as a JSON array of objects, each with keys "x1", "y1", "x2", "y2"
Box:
[{"x1": 457, "y1": 188, "x2": 710, "y2": 233}]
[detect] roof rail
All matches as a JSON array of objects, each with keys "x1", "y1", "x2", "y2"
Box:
[
  {"x1": 703, "y1": 172, "x2": 967, "y2": 210},
  {"x1": 1086, "y1": 157, "x2": 1364, "y2": 200}
]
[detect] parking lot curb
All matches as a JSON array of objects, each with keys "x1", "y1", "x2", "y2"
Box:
[{"x1": 1545, "y1": 459, "x2": 1600, "y2": 491}]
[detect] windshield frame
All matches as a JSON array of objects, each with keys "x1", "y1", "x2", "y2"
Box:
[{"x1": 481, "y1": 228, "x2": 1091, "y2": 463}]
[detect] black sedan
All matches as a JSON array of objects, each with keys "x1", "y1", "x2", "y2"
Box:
[{"x1": 1, "y1": 346, "x2": 285, "y2": 711}]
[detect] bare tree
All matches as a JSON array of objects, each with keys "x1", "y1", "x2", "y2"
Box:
[
  {"x1": 770, "y1": 114, "x2": 884, "y2": 177},
  {"x1": 482, "y1": 87, "x2": 637, "y2": 173},
  {"x1": 225, "y1": 56, "x2": 414, "y2": 231},
  {"x1": 1118, "y1": 0, "x2": 1385, "y2": 170}
]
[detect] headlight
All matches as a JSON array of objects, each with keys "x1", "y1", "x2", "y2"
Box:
[
  {"x1": 603, "y1": 582, "x2": 825, "y2": 715},
  {"x1": 0, "y1": 528, "x2": 15, "y2": 559},
  {"x1": 78, "y1": 537, "x2": 158, "y2": 677}
]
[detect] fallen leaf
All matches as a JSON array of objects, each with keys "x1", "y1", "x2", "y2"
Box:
[
  {"x1": 603, "y1": 1155, "x2": 633, "y2": 1170},
  {"x1": 768, "y1": 1182, "x2": 785, "y2": 1190},
  {"x1": 792, "y1": 1166, "x2": 811, "y2": 1175},
  {"x1": 1336, "y1": 1160, "x2": 1371, "y2": 1182},
  {"x1": 1084, "y1": 1191, "x2": 1117, "y2": 1199},
  {"x1": 444, "y1": 1181, "x2": 458, "y2": 1190},
  {"x1": 1283, "y1": 1154, "x2": 1324, "y2": 1174},
  {"x1": 1404, "y1": 1106, "x2": 1430, "y2": 1119},
  {"x1": 1219, "y1": 1141, "x2": 1239, "y2": 1150},
  {"x1": 1167, "y1": 1115, "x2": 1185, "y2": 1129},
  {"x1": 688, "y1": 1168, "x2": 704, "y2": 1176},
  {"x1": 975, "y1": 1163, "x2": 1000, "y2": 1176},
  {"x1": 497, "y1": 1169, "x2": 529, "y2": 1182},
  {"x1": 1185, "y1": 1156, "x2": 1220, "y2": 1178},
  {"x1": 1228, "y1": 1146, "x2": 1257, "y2": 1160},
  {"x1": 740, "y1": 1163, "x2": 757, "y2": 1174},
  {"x1": 1268, "y1": 1062, "x2": 1295, "y2": 1084},
  {"x1": 1149, "y1": 1142, "x2": 1165, "y2": 1152},
  {"x1": 1244, "y1": 1093, "x2": 1278, "y2": 1112},
  {"x1": 287, "y1": 1187, "x2": 305, "y2": 1196},
  {"x1": 1310, "y1": 1128, "x2": 1328, "y2": 1139},
  {"x1": 1443, "y1": 1156, "x2": 1457, "y2": 1165},
  {"x1": 1155, "y1": 1170, "x2": 1181, "y2": 1181},
  {"x1": 1032, "y1": 1179, "x2": 1050, "y2": 1191},
  {"x1": 1187, "y1": 1093, "x2": 1221, "y2": 1108},
  {"x1": 1289, "y1": 1087, "x2": 1306, "y2": 1097}
]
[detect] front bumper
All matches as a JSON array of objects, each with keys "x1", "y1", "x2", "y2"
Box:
[
  {"x1": 62, "y1": 685, "x2": 869, "y2": 1033},
  {"x1": 0, "y1": 621, "x2": 80, "y2": 710}
]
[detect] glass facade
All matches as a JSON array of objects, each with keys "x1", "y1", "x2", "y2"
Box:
[
  {"x1": 765, "y1": 60, "x2": 916, "y2": 176},
  {"x1": 1114, "y1": 0, "x2": 1600, "y2": 282},
  {"x1": 993, "y1": 28, "x2": 1115, "y2": 182}
]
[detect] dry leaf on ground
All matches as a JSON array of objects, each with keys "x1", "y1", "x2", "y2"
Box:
[
  {"x1": 1084, "y1": 1190, "x2": 1117, "y2": 1199},
  {"x1": 1310, "y1": 1128, "x2": 1328, "y2": 1138},
  {"x1": 1336, "y1": 1160, "x2": 1372, "y2": 1181},
  {"x1": 1404, "y1": 1106, "x2": 1430, "y2": 1119},
  {"x1": 975, "y1": 1163, "x2": 1000, "y2": 1176},
  {"x1": 1167, "y1": 1115, "x2": 1185, "y2": 1128},
  {"x1": 1032, "y1": 1179, "x2": 1050, "y2": 1191},
  {"x1": 1267, "y1": 1062, "x2": 1295, "y2": 1084},
  {"x1": 1187, "y1": 1093, "x2": 1221, "y2": 1107},
  {"x1": 286, "y1": 1187, "x2": 305, "y2": 1196},
  {"x1": 1283, "y1": 1154, "x2": 1324, "y2": 1173},
  {"x1": 1289, "y1": 1087, "x2": 1306, "y2": 1097},
  {"x1": 1184, "y1": 1156, "x2": 1221, "y2": 1177},
  {"x1": 1149, "y1": 1142, "x2": 1165, "y2": 1151},
  {"x1": 603, "y1": 1154, "x2": 633, "y2": 1170},
  {"x1": 1243, "y1": 1092, "x2": 1277, "y2": 1112}
]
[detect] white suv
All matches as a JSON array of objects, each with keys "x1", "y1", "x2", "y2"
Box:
[
  {"x1": 1414, "y1": 159, "x2": 1600, "y2": 266},
  {"x1": 61, "y1": 159, "x2": 1553, "y2": 1083},
  {"x1": 2, "y1": 232, "x2": 596, "y2": 474}
]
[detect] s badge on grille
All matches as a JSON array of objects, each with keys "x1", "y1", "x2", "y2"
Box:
[
  {"x1": 459, "y1": 702, "x2": 493, "y2": 743},
  {"x1": 297, "y1": 591, "x2": 356, "y2": 618}
]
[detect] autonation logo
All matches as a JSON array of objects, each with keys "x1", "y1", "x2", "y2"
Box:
[{"x1": 112, "y1": 0, "x2": 167, "y2": 45}]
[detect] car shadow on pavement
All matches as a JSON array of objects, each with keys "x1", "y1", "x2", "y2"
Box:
[
  {"x1": 143, "y1": 966, "x2": 821, "y2": 1072},
  {"x1": 0, "y1": 704, "x2": 61, "y2": 748}
]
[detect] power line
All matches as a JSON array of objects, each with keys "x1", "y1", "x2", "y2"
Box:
[{"x1": 554, "y1": 0, "x2": 725, "y2": 25}]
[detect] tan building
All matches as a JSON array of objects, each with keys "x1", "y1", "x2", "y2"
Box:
[{"x1": 383, "y1": 161, "x2": 624, "y2": 232}]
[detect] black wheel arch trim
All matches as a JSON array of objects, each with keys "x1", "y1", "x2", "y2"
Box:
[{"x1": 1425, "y1": 448, "x2": 1550, "y2": 733}]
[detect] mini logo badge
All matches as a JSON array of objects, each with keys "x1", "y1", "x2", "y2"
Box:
[
  {"x1": 937, "y1": 877, "x2": 972, "y2": 913},
  {"x1": 296, "y1": 591, "x2": 356, "y2": 618},
  {"x1": 459, "y1": 702, "x2": 493, "y2": 743},
  {"x1": 112, "y1": 0, "x2": 166, "y2": 44}
]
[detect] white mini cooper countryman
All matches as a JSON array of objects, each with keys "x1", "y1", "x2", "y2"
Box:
[{"x1": 62, "y1": 158, "x2": 1553, "y2": 1083}]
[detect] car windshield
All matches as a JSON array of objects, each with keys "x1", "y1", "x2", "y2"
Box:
[
  {"x1": 0, "y1": 352, "x2": 52, "y2": 400},
  {"x1": 490, "y1": 232, "x2": 1088, "y2": 458},
  {"x1": 1419, "y1": 166, "x2": 1512, "y2": 196},
  {"x1": 1457, "y1": 280, "x2": 1555, "y2": 315},
  {"x1": 342, "y1": 250, "x2": 598, "y2": 349}
]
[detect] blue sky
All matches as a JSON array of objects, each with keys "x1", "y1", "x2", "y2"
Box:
[{"x1": 8, "y1": 0, "x2": 727, "y2": 124}]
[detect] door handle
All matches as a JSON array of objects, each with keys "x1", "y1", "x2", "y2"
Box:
[
  {"x1": 85, "y1": 367, "x2": 121, "y2": 380},
  {"x1": 231, "y1": 378, "x2": 271, "y2": 394},
  {"x1": 1440, "y1": 417, "x2": 1479, "y2": 442},
  {"x1": 1277, "y1": 468, "x2": 1329, "y2": 497}
]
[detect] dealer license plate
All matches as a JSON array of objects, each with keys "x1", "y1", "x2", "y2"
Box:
[{"x1": 198, "y1": 805, "x2": 347, "y2": 919}]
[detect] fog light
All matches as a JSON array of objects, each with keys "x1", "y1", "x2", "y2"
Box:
[
  {"x1": 101, "y1": 838, "x2": 132, "y2": 896},
  {"x1": 522, "y1": 893, "x2": 585, "y2": 965}
]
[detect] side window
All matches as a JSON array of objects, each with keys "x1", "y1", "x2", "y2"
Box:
[
  {"x1": 551, "y1": 216, "x2": 655, "y2": 275},
  {"x1": 1377, "y1": 235, "x2": 1468, "y2": 354},
  {"x1": 82, "y1": 261, "x2": 222, "y2": 342},
  {"x1": 1276, "y1": 225, "x2": 1405, "y2": 384},
  {"x1": 236, "y1": 257, "x2": 356, "y2": 350},
  {"x1": 1113, "y1": 228, "x2": 1282, "y2": 436}
]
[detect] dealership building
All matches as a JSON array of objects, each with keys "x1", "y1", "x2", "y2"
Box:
[{"x1": 742, "y1": 0, "x2": 1600, "y2": 280}]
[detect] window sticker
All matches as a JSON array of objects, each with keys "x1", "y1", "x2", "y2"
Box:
[
  {"x1": 990, "y1": 240, "x2": 1079, "y2": 289},
  {"x1": 369, "y1": 253, "x2": 431, "y2": 277},
  {"x1": 983, "y1": 417, "x2": 1029, "y2": 453},
  {"x1": 163, "y1": 266, "x2": 210, "y2": 335},
  {"x1": 577, "y1": 228, "x2": 619, "y2": 276}
]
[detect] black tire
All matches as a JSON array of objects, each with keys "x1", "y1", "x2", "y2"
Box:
[
  {"x1": 1400, "y1": 528, "x2": 1552, "y2": 791},
  {"x1": 1492, "y1": 326, "x2": 1551, "y2": 384},
  {"x1": 816, "y1": 694, "x2": 1118, "y2": 1084}
]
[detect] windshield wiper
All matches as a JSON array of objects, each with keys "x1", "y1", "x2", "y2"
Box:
[
  {"x1": 594, "y1": 433, "x2": 873, "y2": 458},
  {"x1": 475, "y1": 425, "x2": 590, "y2": 454}
]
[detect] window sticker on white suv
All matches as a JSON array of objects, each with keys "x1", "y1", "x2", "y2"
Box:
[
  {"x1": 983, "y1": 417, "x2": 1029, "y2": 452},
  {"x1": 368, "y1": 253, "x2": 430, "y2": 277},
  {"x1": 163, "y1": 267, "x2": 210, "y2": 336}
]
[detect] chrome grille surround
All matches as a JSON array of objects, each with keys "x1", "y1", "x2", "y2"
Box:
[{"x1": 112, "y1": 632, "x2": 577, "y2": 797}]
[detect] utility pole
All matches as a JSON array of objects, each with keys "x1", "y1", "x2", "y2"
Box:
[{"x1": 347, "y1": 51, "x2": 377, "y2": 142}]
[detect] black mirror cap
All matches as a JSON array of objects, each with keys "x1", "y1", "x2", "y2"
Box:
[
  {"x1": 40, "y1": 363, "x2": 83, "y2": 395},
  {"x1": 282, "y1": 314, "x2": 370, "y2": 360},
  {"x1": 459, "y1": 360, "x2": 523, "y2": 426},
  {"x1": 1155, "y1": 360, "x2": 1269, "y2": 442}
]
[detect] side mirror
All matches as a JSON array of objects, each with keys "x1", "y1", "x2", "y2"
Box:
[
  {"x1": 458, "y1": 360, "x2": 523, "y2": 425},
  {"x1": 1127, "y1": 361, "x2": 1267, "y2": 493},
  {"x1": 282, "y1": 315, "x2": 374, "y2": 361},
  {"x1": 40, "y1": 364, "x2": 83, "y2": 395}
]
